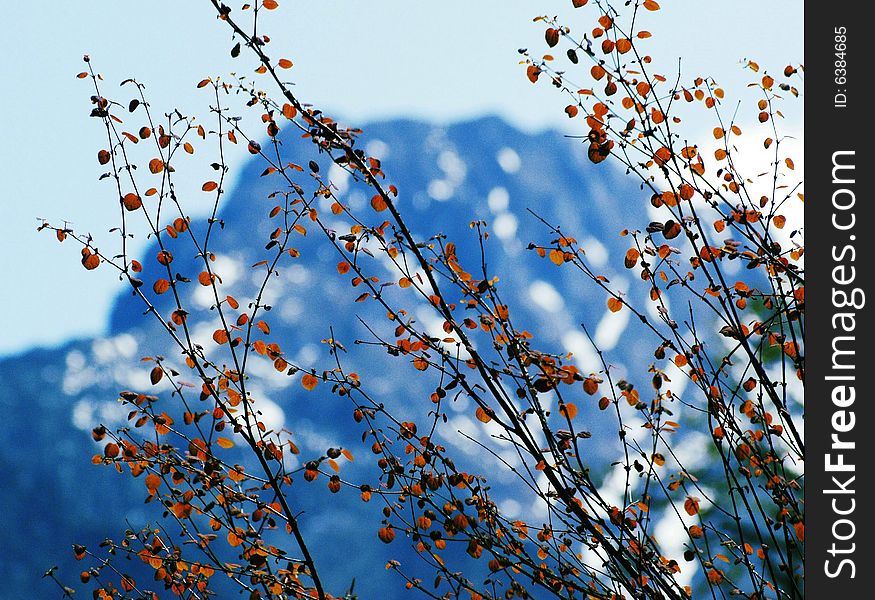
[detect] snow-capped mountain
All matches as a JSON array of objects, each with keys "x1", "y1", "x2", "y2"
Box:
[{"x1": 2, "y1": 116, "x2": 685, "y2": 598}]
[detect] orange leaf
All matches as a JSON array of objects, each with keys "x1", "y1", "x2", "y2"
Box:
[
  {"x1": 81, "y1": 249, "x2": 100, "y2": 271},
  {"x1": 145, "y1": 473, "x2": 161, "y2": 493},
  {"x1": 549, "y1": 249, "x2": 565, "y2": 266},
  {"x1": 706, "y1": 569, "x2": 723, "y2": 584},
  {"x1": 217, "y1": 437, "x2": 235, "y2": 449},
  {"x1": 278, "y1": 58, "x2": 293, "y2": 69},
  {"x1": 148, "y1": 158, "x2": 164, "y2": 174},
  {"x1": 227, "y1": 530, "x2": 244, "y2": 547},
  {"x1": 684, "y1": 496, "x2": 700, "y2": 516},
  {"x1": 122, "y1": 193, "x2": 142, "y2": 211},
  {"x1": 607, "y1": 297, "x2": 623, "y2": 313},
  {"x1": 301, "y1": 373, "x2": 319, "y2": 391},
  {"x1": 559, "y1": 403, "x2": 578, "y2": 419},
  {"x1": 202, "y1": 181, "x2": 218, "y2": 192},
  {"x1": 654, "y1": 146, "x2": 671, "y2": 166},
  {"x1": 793, "y1": 521, "x2": 804, "y2": 541},
  {"x1": 378, "y1": 526, "x2": 395, "y2": 544}
]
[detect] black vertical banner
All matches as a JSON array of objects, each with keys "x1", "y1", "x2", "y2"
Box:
[{"x1": 807, "y1": 3, "x2": 871, "y2": 597}]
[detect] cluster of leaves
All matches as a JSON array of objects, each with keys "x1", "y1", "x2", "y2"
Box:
[{"x1": 43, "y1": 1, "x2": 803, "y2": 600}]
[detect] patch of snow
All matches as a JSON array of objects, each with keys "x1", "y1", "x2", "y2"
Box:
[
  {"x1": 327, "y1": 162, "x2": 351, "y2": 196},
  {"x1": 92, "y1": 334, "x2": 139, "y2": 364},
  {"x1": 437, "y1": 150, "x2": 467, "y2": 184},
  {"x1": 427, "y1": 179, "x2": 453, "y2": 201},
  {"x1": 251, "y1": 393, "x2": 286, "y2": 432},
  {"x1": 493, "y1": 213, "x2": 518, "y2": 241},
  {"x1": 65, "y1": 350, "x2": 86, "y2": 371},
  {"x1": 499, "y1": 498, "x2": 522, "y2": 518},
  {"x1": 487, "y1": 187, "x2": 510, "y2": 213},
  {"x1": 654, "y1": 515, "x2": 696, "y2": 588},
  {"x1": 365, "y1": 139, "x2": 389, "y2": 159},
  {"x1": 444, "y1": 415, "x2": 480, "y2": 456},
  {"x1": 286, "y1": 264, "x2": 311, "y2": 285},
  {"x1": 582, "y1": 236, "x2": 609, "y2": 269},
  {"x1": 496, "y1": 147, "x2": 521, "y2": 174},
  {"x1": 562, "y1": 330, "x2": 600, "y2": 372},
  {"x1": 71, "y1": 399, "x2": 93, "y2": 430},
  {"x1": 594, "y1": 307, "x2": 631, "y2": 351},
  {"x1": 279, "y1": 298, "x2": 303, "y2": 323},
  {"x1": 294, "y1": 344, "x2": 320, "y2": 367},
  {"x1": 528, "y1": 280, "x2": 564, "y2": 313}
]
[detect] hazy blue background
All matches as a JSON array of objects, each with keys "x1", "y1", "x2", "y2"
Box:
[{"x1": 0, "y1": 0, "x2": 802, "y2": 357}]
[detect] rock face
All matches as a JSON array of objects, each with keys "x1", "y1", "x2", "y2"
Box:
[{"x1": 2, "y1": 116, "x2": 674, "y2": 598}]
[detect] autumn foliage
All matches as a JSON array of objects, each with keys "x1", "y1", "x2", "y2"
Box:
[{"x1": 44, "y1": 1, "x2": 803, "y2": 599}]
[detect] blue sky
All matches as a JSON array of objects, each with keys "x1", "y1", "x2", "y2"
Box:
[{"x1": 0, "y1": 1, "x2": 802, "y2": 356}]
